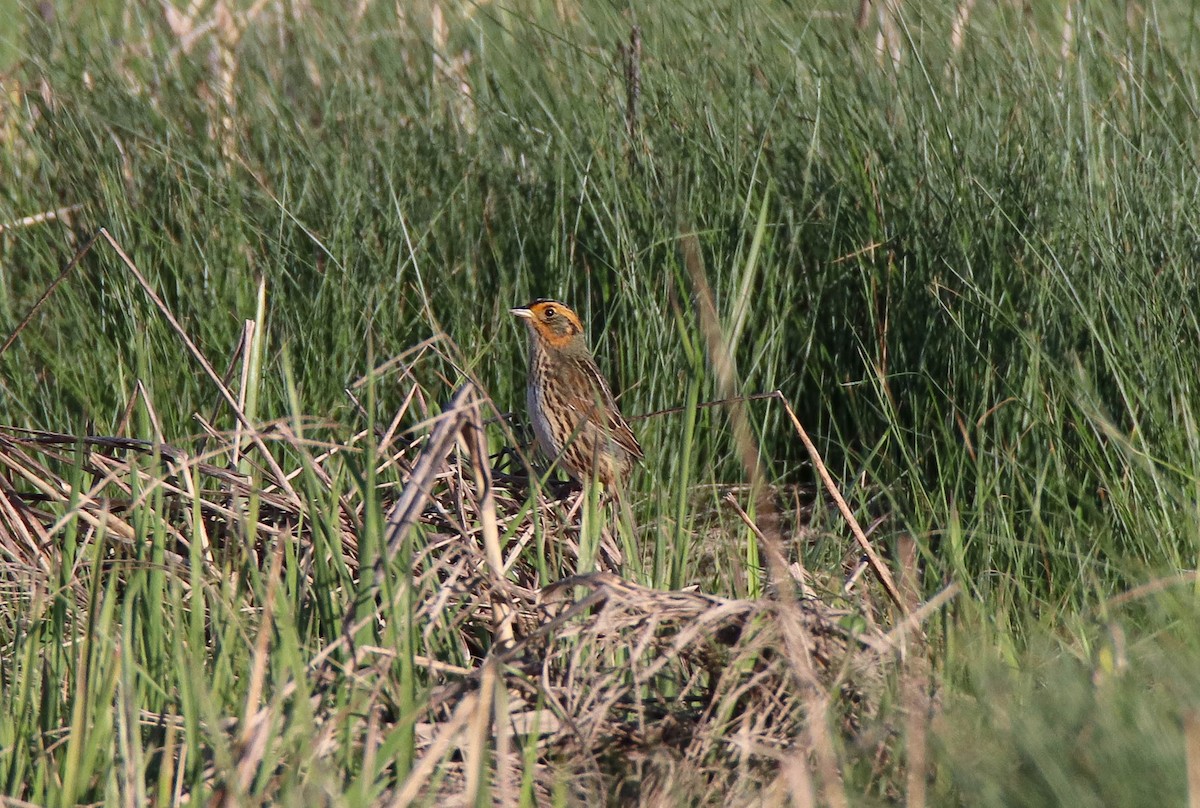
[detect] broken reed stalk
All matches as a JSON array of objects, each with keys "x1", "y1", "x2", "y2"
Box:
[
  {"x1": 875, "y1": 581, "x2": 960, "y2": 654},
  {"x1": 0, "y1": 203, "x2": 84, "y2": 234},
  {"x1": 99, "y1": 228, "x2": 299, "y2": 502},
  {"x1": 855, "y1": 0, "x2": 872, "y2": 30},
  {"x1": 379, "y1": 386, "x2": 475, "y2": 565},
  {"x1": 462, "y1": 386, "x2": 516, "y2": 648},
  {"x1": 351, "y1": 384, "x2": 475, "y2": 652},
  {"x1": 463, "y1": 658, "x2": 498, "y2": 806},
  {"x1": 877, "y1": 0, "x2": 904, "y2": 68},
  {"x1": 676, "y1": 229, "x2": 906, "y2": 614}
]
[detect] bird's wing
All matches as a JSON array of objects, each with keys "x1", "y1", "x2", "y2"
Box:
[{"x1": 582, "y1": 361, "x2": 644, "y2": 461}]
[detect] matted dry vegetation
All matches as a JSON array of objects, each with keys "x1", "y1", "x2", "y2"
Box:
[{"x1": 0, "y1": 367, "x2": 949, "y2": 804}]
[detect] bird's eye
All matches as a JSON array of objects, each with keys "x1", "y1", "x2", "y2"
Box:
[{"x1": 544, "y1": 307, "x2": 557, "y2": 319}]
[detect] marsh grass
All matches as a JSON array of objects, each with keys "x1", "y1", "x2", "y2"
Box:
[{"x1": 2, "y1": 0, "x2": 1200, "y2": 804}]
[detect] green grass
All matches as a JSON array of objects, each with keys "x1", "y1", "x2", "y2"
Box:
[{"x1": 3, "y1": 0, "x2": 1200, "y2": 804}]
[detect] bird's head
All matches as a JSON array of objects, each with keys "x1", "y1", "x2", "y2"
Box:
[{"x1": 510, "y1": 299, "x2": 585, "y2": 350}]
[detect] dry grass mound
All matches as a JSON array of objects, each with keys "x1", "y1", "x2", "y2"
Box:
[{"x1": 0, "y1": 373, "x2": 939, "y2": 804}]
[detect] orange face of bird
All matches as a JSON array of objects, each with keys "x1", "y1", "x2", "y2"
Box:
[{"x1": 509, "y1": 299, "x2": 584, "y2": 348}]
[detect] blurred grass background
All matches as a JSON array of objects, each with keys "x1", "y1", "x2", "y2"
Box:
[{"x1": 3, "y1": 0, "x2": 1200, "y2": 804}]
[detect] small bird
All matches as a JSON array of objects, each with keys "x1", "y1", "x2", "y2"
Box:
[{"x1": 510, "y1": 299, "x2": 643, "y2": 490}]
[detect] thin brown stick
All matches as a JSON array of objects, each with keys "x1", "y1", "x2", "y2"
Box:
[
  {"x1": 0, "y1": 230, "x2": 101, "y2": 358},
  {"x1": 0, "y1": 203, "x2": 83, "y2": 233},
  {"x1": 778, "y1": 753, "x2": 817, "y2": 808},
  {"x1": 349, "y1": 335, "x2": 445, "y2": 390},
  {"x1": 0, "y1": 796, "x2": 54, "y2": 808},
  {"x1": 1102, "y1": 571, "x2": 1198, "y2": 609},
  {"x1": 778, "y1": 395, "x2": 907, "y2": 612},
  {"x1": 630, "y1": 392, "x2": 782, "y2": 422}
]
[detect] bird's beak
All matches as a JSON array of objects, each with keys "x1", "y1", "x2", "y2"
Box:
[{"x1": 509, "y1": 307, "x2": 533, "y2": 319}]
